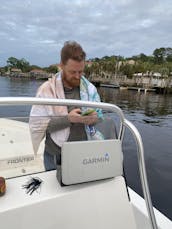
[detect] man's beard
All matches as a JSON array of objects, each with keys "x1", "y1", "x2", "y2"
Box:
[{"x1": 62, "y1": 73, "x2": 80, "y2": 88}]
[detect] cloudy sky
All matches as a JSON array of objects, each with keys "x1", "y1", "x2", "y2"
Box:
[{"x1": 0, "y1": 0, "x2": 172, "y2": 67}]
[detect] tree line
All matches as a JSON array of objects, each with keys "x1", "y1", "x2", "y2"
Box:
[
  {"x1": 1, "y1": 47, "x2": 172, "y2": 78},
  {"x1": 84, "y1": 47, "x2": 172, "y2": 78},
  {"x1": 1, "y1": 57, "x2": 58, "y2": 74}
]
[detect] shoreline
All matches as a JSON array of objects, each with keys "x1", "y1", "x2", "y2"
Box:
[{"x1": 1, "y1": 74, "x2": 172, "y2": 94}]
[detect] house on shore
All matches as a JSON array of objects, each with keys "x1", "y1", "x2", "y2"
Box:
[
  {"x1": 10, "y1": 68, "x2": 22, "y2": 73},
  {"x1": 29, "y1": 69, "x2": 51, "y2": 79}
]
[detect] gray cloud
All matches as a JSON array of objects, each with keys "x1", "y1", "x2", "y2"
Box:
[{"x1": 0, "y1": 0, "x2": 172, "y2": 66}]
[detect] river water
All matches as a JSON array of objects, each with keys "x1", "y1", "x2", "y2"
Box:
[{"x1": 0, "y1": 76, "x2": 172, "y2": 220}]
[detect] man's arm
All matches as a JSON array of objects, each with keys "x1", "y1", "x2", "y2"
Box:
[{"x1": 47, "y1": 116, "x2": 71, "y2": 133}]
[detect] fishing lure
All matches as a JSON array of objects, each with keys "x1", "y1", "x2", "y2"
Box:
[{"x1": 22, "y1": 176, "x2": 43, "y2": 195}]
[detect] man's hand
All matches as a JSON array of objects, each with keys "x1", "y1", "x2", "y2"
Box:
[
  {"x1": 68, "y1": 108, "x2": 82, "y2": 123},
  {"x1": 68, "y1": 108, "x2": 98, "y2": 125}
]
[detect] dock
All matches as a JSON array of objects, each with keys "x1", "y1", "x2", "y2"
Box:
[
  {"x1": 90, "y1": 75, "x2": 172, "y2": 94},
  {"x1": 127, "y1": 87, "x2": 156, "y2": 93},
  {"x1": 100, "y1": 83, "x2": 120, "y2": 88}
]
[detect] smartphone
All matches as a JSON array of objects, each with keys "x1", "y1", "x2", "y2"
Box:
[{"x1": 82, "y1": 109, "x2": 95, "y2": 116}]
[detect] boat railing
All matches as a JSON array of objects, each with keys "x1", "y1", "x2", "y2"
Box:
[{"x1": 0, "y1": 97, "x2": 158, "y2": 229}]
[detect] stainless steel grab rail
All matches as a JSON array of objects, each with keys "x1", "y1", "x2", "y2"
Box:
[
  {"x1": 0, "y1": 97, "x2": 158, "y2": 229},
  {"x1": 124, "y1": 119, "x2": 158, "y2": 229}
]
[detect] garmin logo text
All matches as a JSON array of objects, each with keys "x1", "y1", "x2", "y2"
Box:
[{"x1": 83, "y1": 153, "x2": 110, "y2": 165}]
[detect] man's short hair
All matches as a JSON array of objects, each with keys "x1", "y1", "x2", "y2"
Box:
[{"x1": 61, "y1": 41, "x2": 86, "y2": 65}]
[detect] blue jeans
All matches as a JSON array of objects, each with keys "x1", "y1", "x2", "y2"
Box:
[
  {"x1": 44, "y1": 150, "x2": 57, "y2": 171},
  {"x1": 44, "y1": 150, "x2": 63, "y2": 185}
]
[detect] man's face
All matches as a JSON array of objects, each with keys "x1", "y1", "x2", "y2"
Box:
[{"x1": 61, "y1": 59, "x2": 85, "y2": 88}]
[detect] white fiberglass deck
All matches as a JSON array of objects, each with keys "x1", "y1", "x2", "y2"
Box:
[
  {"x1": 0, "y1": 171, "x2": 137, "y2": 229},
  {"x1": 0, "y1": 170, "x2": 172, "y2": 229}
]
